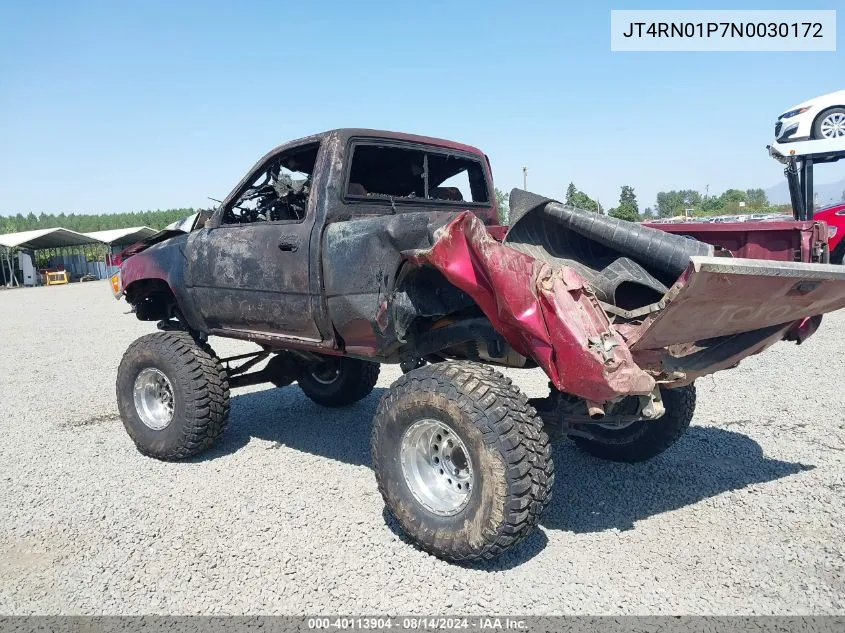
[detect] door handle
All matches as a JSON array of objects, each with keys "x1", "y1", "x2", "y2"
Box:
[{"x1": 278, "y1": 236, "x2": 299, "y2": 252}]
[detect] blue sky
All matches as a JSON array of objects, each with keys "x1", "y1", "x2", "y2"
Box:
[{"x1": 0, "y1": 0, "x2": 842, "y2": 215}]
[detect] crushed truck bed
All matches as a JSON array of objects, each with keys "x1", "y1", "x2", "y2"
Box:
[{"x1": 409, "y1": 190, "x2": 845, "y2": 402}]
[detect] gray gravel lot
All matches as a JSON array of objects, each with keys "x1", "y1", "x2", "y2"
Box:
[{"x1": 0, "y1": 281, "x2": 843, "y2": 615}]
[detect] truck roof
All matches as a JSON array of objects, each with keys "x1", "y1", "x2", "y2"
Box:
[{"x1": 271, "y1": 128, "x2": 487, "y2": 158}]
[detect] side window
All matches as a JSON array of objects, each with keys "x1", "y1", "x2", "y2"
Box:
[
  {"x1": 347, "y1": 145, "x2": 427, "y2": 199},
  {"x1": 427, "y1": 153, "x2": 489, "y2": 203},
  {"x1": 223, "y1": 143, "x2": 319, "y2": 225},
  {"x1": 346, "y1": 143, "x2": 489, "y2": 204}
]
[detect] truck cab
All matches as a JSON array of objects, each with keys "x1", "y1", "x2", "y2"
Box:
[{"x1": 119, "y1": 129, "x2": 500, "y2": 352}]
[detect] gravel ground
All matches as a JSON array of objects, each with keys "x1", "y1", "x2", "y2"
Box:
[{"x1": 0, "y1": 281, "x2": 843, "y2": 615}]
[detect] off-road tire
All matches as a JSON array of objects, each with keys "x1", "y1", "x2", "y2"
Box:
[
  {"x1": 371, "y1": 362, "x2": 554, "y2": 563},
  {"x1": 298, "y1": 356, "x2": 379, "y2": 407},
  {"x1": 116, "y1": 331, "x2": 230, "y2": 460},
  {"x1": 571, "y1": 384, "x2": 695, "y2": 463}
]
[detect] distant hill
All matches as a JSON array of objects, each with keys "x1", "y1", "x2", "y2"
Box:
[{"x1": 765, "y1": 176, "x2": 845, "y2": 207}]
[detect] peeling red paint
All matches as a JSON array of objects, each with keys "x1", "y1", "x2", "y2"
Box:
[{"x1": 408, "y1": 212, "x2": 655, "y2": 402}]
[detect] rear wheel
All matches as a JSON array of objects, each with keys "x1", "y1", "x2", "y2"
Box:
[
  {"x1": 116, "y1": 331, "x2": 230, "y2": 460},
  {"x1": 813, "y1": 108, "x2": 845, "y2": 140},
  {"x1": 571, "y1": 384, "x2": 695, "y2": 463},
  {"x1": 297, "y1": 355, "x2": 380, "y2": 407},
  {"x1": 371, "y1": 362, "x2": 554, "y2": 563}
]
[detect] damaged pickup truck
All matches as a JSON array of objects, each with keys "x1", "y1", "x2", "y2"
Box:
[{"x1": 111, "y1": 129, "x2": 845, "y2": 563}]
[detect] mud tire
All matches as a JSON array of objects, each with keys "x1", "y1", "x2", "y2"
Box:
[
  {"x1": 571, "y1": 384, "x2": 696, "y2": 463},
  {"x1": 116, "y1": 331, "x2": 230, "y2": 460},
  {"x1": 371, "y1": 362, "x2": 554, "y2": 563},
  {"x1": 298, "y1": 356, "x2": 380, "y2": 407}
]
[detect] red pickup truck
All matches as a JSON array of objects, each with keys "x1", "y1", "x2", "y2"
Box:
[{"x1": 111, "y1": 129, "x2": 845, "y2": 563}]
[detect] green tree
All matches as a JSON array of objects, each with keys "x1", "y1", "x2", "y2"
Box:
[
  {"x1": 745, "y1": 188, "x2": 768, "y2": 208},
  {"x1": 656, "y1": 190, "x2": 685, "y2": 217},
  {"x1": 700, "y1": 196, "x2": 724, "y2": 214},
  {"x1": 608, "y1": 186, "x2": 640, "y2": 222},
  {"x1": 719, "y1": 189, "x2": 747, "y2": 206},
  {"x1": 682, "y1": 190, "x2": 702, "y2": 208},
  {"x1": 0, "y1": 208, "x2": 199, "y2": 234},
  {"x1": 564, "y1": 183, "x2": 601, "y2": 212},
  {"x1": 495, "y1": 187, "x2": 510, "y2": 224}
]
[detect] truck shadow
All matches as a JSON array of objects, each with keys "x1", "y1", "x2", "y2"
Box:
[
  {"x1": 206, "y1": 386, "x2": 813, "y2": 559},
  {"x1": 541, "y1": 425, "x2": 813, "y2": 534}
]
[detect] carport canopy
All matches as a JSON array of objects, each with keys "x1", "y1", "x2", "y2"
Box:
[
  {"x1": 83, "y1": 226, "x2": 157, "y2": 247},
  {"x1": 0, "y1": 227, "x2": 104, "y2": 250}
]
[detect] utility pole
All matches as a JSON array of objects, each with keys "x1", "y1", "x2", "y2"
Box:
[
  {"x1": 522, "y1": 166, "x2": 528, "y2": 190},
  {"x1": 705, "y1": 184, "x2": 710, "y2": 200}
]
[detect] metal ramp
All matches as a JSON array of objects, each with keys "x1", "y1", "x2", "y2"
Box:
[{"x1": 768, "y1": 138, "x2": 845, "y2": 221}]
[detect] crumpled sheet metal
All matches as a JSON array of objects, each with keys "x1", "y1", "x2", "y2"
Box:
[{"x1": 407, "y1": 212, "x2": 655, "y2": 403}]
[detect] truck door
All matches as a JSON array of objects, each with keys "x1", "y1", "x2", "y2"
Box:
[{"x1": 185, "y1": 143, "x2": 323, "y2": 341}]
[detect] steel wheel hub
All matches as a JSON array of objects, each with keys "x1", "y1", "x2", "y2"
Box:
[
  {"x1": 133, "y1": 368, "x2": 175, "y2": 430},
  {"x1": 400, "y1": 419, "x2": 473, "y2": 516},
  {"x1": 821, "y1": 113, "x2": 845, "y2": 138},
  {"x1": 310, "y1": 362, "x2": 341, "y2": 385}
]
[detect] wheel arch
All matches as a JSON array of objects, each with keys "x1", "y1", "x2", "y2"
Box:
[
  {"x1": 124, "y1": 278, "x2": 179, "y2": 321},
  {"x1": 812, "y1": 105, "x2": 845, "y2": 138}
]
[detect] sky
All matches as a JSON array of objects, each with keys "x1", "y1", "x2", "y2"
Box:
[{"x1": 0, "y1": 0, "x2": 843, "y2": 216}]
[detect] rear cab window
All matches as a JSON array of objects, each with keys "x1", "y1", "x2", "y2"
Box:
[{"x1": 345, "y1": 141, "x2": 490, "y2": 207}]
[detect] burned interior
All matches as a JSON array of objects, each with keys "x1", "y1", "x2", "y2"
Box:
[
  {"x1": 223, "y1": 142, "x2": 320, "y2": 224},
  {"x1": 346, "y1": 143, "x2": 489, "y2": 204}
]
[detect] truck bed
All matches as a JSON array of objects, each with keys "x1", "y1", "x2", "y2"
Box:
[{"x1": 646, "y1": 220, "x2": 829, "y2": 263}]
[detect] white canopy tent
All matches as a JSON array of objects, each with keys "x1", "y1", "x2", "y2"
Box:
[
  {"x1": 0, "y1": 228, "x2": 108, "y2": 287},
  {"x1": 83, "y1": 226, "x2": 157, "y2": 247},
  {"x1": 0, "y1": 227, "x2": 101, "y2": 250},
  {"x1": 83, "y1": 227, "x2": 158, "y2": 279}
]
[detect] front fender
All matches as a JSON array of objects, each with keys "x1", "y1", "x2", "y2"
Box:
[{"x1": 119, "y1": 236, "x2": 205, "y2": 331}]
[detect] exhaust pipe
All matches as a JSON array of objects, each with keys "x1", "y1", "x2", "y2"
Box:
[{"x1": 586, "y1": 401, "x2": 605, "y2": 420}]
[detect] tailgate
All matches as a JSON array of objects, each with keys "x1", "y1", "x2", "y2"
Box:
[{"x1": 629, "y1": 256, "x2": 845, "y2": 350}]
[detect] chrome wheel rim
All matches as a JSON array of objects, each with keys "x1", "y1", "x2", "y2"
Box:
[
  {"x1": 820, "y1": 113, "x2": 845, "y2": 138},
  {"x1": 133, "y1": 368, "x2": 175, "y2": 430},
  {"x1": 400, "y1": 419, "x2": 473, "y2": 516}
]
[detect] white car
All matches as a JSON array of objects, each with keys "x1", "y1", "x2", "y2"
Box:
[{"x1": 775, "y1": 89, "x2": 845, "y2": 142}]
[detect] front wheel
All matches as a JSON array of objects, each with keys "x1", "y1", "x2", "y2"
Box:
[
  {"x1": 116, "y1": 331, "x2": 230, "y2": 460},
  {"x1": 570, "y1": 384, "x2": 696, "y2": 463},
  {"x1": 813, "y1": 108, "x2": 845, "y2": 140},
  {"x1": 297, "y1": 356, "x2": 380, "y2": 407},
  {"x1": 371, "y1": 362, "x2": 554, "y2": 563}
]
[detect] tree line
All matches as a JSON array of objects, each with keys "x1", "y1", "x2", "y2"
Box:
[
  {"x1": 0, "y1": 209, "x2": 199, "y2": 235},
  {"x1": 2, "y1": 180, "x2": 813, "y2": 235},
  {"x1": 652, "y1": 188, "x2": 789, "y2": 218},
  {"x1": 495, "y1": 185, "x2": 639, "y2": 223},
  {"x1": 559, "y1": 183, "x2": 797, "y2": 222}
]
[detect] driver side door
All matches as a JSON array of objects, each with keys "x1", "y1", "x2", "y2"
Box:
[{"x1": 185, "y1": 143, "x2": 322, "y2": 341}]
